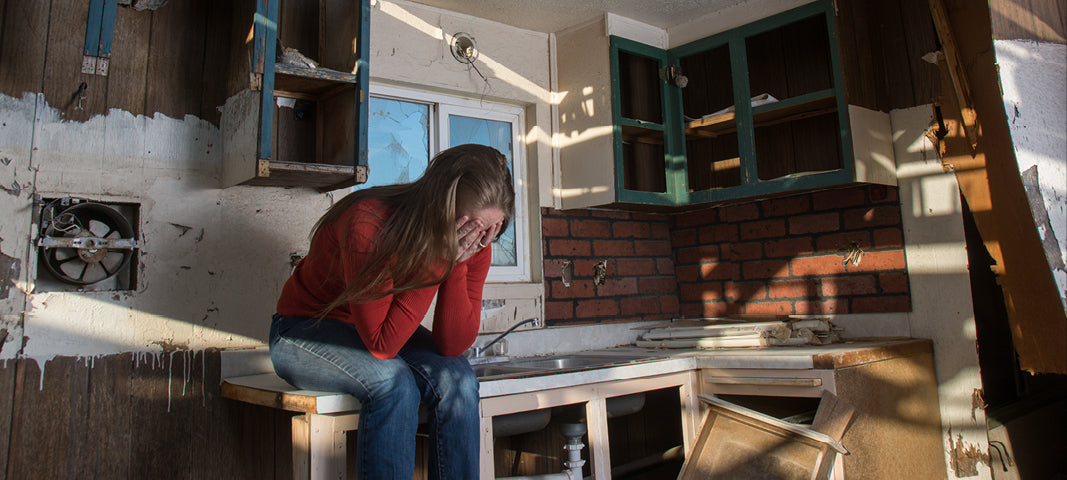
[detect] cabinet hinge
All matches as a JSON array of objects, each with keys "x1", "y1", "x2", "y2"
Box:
[{"x1": 257, "y1": 159, "x2": 271, "y2": 177}]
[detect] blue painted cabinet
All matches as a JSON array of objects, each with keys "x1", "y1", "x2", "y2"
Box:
[
  {"x1": 221, "y1": 0, "x2": 370, "y2": 191},
  {"x1": 557, "y1": 0, "x2": 897, "y2": 210}
]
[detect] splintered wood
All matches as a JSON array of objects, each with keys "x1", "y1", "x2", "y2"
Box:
[{"x1": 635, "y1": 317, "x2": 840, "y2": 349}]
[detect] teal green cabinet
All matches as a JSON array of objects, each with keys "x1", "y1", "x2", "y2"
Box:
[
  {"x1": 221, "y1": 0, "x2": 370, "y2": 191},
  {"x1": 557, "y1": 1, "x2": 896, "y2": 210}
]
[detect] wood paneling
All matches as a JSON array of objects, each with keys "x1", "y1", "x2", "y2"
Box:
[
  {"x1": 42, "y1": 0, "x2": 107, "y2": 122},
  {"x1": 6, "y1": 357, "x2": 89, "y2": 479},
  {"x1": 835, "y1": 0, "x2": 941, "y2": 112},
  {"x1": 0, "y1": 359, "x2": 13, "y2": 480},
  {"x1": 144, "y1": 0, "x2": 207, "y2": 119},
  {"x1": 1, "y1": 0, "x2": 232, "y2": 126},
  {"x1": 989, "y1": 0, "x2": 1067, "y2": 42},
  {"x1": 201, "y1": 1, "x2": 233, "y2": 125},
  {"x1": 107, "y1": 4, "x2": 152, "y2": 117},
  {"x1": 82, "y1": 353, "x2": 133, "y2": 477},
  {"x1": 0, "y1": 0, "x2": 50, "y2": 98},
  {"x1": 0, "y1": 352, "x2": 291, "y2": 479}
]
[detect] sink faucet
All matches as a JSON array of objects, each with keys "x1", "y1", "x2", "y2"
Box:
[{"x1": 469, "y1": 317, "x2": 540, "y2": 358}]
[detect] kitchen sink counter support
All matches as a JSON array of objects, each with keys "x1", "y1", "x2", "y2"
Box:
[
  {"x1": 220, "y1": 338, "x2": 940, "y2": 479},
  {"x1": 478, "y1": 370, "x2": 702, "y2": 480}
]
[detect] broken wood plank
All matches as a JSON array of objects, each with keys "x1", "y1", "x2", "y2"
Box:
[
  {"x1": 929, "y1": 0, "x2": 979, "y2": 149},
  {"x1": 932, "y1": 0, "x2": 1067, "y2": 374}
]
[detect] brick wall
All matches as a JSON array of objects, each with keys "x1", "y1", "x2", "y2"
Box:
[
  {"x1": 542, "y1": 208, "x2": 679, "y2": 326},
  {"x1": 542, "y1": 185, "x2": 911, "y2": 325},
  {"x1": 672, "y1": 185, "x2": 910, "y2": 317}
]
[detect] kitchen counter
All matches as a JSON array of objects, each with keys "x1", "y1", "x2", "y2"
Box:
[
  {"x1": 478, "y1": 337, "x2": 931, "y2": 397},
  {"x1": 476, "y1": 337, "x2": 941, "y2": 480}
]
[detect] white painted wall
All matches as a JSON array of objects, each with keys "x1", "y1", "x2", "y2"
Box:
[
  {"x1": 0, "y1": 0, "x2": 558, "y2": 362},
  {"x1": 0, "y1": 92, "x2": 331, "y2": 362},
  {"x1": 994, "y1": 40, "x2": 1067, "y2": 310},
  {"x1": 894, "y1": 105, "x2": 991, "y2": 480}
]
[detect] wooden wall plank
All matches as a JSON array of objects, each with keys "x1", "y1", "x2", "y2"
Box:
[
  {"x1": 130, "y1": 351, "x2": 208, "y2": 477},
  {"x1": 900, "y1": 0, "x2": 941, "y2": 106},
  {"x1": 835, "y1": 0, "x2": 882, "y2": 110},
  {"x1": 0, "y1": 360, "x2": 15, "y2": 480},
  {"x1": 0, "y1": 0, "x2": 50, "y2": 97},
  {"x1": 42, "y1": 0, "x2": 107, "y2": 122},
  {"x1": 80, "y1": 353, "x2": 132, "y2": 477},
  {"x1": 873, "y1": 0, "x2": 917, "y2": 110},
  {"x1": 106, "y1": 3, "x2": 151, "y2": 117},
  {"x1": 144, "y1": 0, "x2": 206, "y2": 119},
  {"x1": 6, "y1": 357, "x2": 89, "y2": 479},
  {"x1": 989, "y1": 0, "x2": 1067, "y2": 42},
  {"x1": 200, "y1": 1, "x2": 232, "y2": 126}
]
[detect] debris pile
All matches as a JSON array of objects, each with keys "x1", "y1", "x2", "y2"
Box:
[{"x1": 635, "y1": 316, "x2": 840, "y2": 349}]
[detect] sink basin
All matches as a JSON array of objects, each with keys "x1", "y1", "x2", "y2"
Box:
[
  {"x1": 471, "y1": 364, "x2": 539, "y2": 378},
  {"x1": 507, "y1": 354, "x2": 654, "y2": 370},
  {"x1": 472, "y1": 352, "x2": 667, "y2": 379}
]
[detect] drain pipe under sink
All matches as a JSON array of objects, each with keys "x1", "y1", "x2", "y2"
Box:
[{"x1": 497, "y1": 422, "x2": 587, "y2": 480}]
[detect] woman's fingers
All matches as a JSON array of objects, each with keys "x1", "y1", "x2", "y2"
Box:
[{"x1": 455, "y1": 216, "x2": 486, "y2": 262}]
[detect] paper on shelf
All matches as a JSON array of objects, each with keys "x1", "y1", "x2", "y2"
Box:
[{"x1": 704, "y1": 93, "x2": 780, "y2": 118}]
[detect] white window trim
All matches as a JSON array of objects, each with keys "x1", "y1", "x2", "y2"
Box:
[{"x1": 368, "y1": 84, "x2": 530, "y2": 282}]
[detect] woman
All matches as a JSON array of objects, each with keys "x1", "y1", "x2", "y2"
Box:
[{"x1": 269, "y1": 144, "x2": 515, "y2": 479}]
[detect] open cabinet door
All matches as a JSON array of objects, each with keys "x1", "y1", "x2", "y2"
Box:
[{"x1": 678, "y1": 392, "x2": 853, "y2": 480}]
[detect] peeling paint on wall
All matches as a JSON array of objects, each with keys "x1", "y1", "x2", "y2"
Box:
[
  {"x1": 0, "y1": 248, "x2": 21, "y2": 300},
  {"x1": 948, "y1": 430, "x2": 990, "y2": 477},
  {"x1": 995, "y1": 40, "x2": 1067, "y2": 309}
]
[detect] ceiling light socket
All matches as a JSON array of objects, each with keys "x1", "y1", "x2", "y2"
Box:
[{"x1": 450, "y1": 32, "x2": 479, "y2": 64}]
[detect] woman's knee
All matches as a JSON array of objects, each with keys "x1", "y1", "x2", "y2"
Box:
[{"x1": 435, "y1": 358, "x2": 480, "y2": 404}]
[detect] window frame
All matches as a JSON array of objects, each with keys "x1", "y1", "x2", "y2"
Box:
[{"x1": 368, "y1": 84, "x2": 530, "y2": 282}]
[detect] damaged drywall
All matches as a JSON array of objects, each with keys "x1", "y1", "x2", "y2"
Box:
[
  {"x1": 0, "y1": 91, "x2": 332, "y2": 361},
  {"x1": 995, "y1": 39, "x2": 1067, "y2": 309}
]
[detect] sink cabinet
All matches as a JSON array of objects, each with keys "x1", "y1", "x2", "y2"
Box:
[
  {"x1": 478, "y1": 370, "x2": 701, "y2": 479},
  {"x1": 696, "y1": 340, "x2": 945, "y2": 480},
  {"x1": 556, "y1": 0, "x2": 897, "y2": 210},
  {"x1": 221, "y1": 0, "x2": 370, "y2": 191},
  {"x1": 477, "y1": 339, "x2": 943, "y2": 479}
]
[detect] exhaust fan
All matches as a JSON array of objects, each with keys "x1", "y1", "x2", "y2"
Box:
[{"x1": 37, "y1": 198, "x2": 138, "y2": 289}]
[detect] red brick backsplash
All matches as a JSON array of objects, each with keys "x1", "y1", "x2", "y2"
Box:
[
  {"x1": 542, "y1": 207, "x2": 679, "y2": 326},
  {"x1": 541, "y1": 185, "x2": 911, "y2": 325}
]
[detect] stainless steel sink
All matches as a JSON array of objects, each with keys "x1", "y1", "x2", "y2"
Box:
[
  {"x1": 471, "y1": 364, "x2": 539, "y2": 378},
  {"x1": 472, "y1": 352, "x2": 666, "y2": 379},
  {"x1": 506, "y1": 354, "x2": 654, "y2": 370}
]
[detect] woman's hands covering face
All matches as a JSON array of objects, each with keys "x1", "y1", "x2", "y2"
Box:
[{"x1": 455, "y1": 216, "x2": 502, "y2": 263}]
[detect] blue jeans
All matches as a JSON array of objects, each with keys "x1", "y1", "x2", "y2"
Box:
[{"x1": 269, "y1": 314, "x2": 480, "y2": 480}]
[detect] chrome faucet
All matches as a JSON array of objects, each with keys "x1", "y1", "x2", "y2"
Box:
[{"x1": 469, "y1": 317, "x2": 540, "y2": 358}]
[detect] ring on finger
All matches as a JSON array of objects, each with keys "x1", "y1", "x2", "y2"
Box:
[{"x1": 478, "y1": 241, "x2": 487, "y2": 248}]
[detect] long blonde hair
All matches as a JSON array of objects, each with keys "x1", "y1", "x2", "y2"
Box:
[{"x1": 312, "y1": 144, "x2": 515, "y2": 313}]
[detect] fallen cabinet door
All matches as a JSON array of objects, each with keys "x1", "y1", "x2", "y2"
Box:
[{"x1": 678, "y1": 393, "x2": 851, "y2": 480}]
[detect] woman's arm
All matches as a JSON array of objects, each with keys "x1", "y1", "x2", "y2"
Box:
[
  {"x1": 431, "y1": 245, "x2": 492, "y2": 356},
  {"x1": 342, "y1": 210, "x2": 440, "y2": 359}
]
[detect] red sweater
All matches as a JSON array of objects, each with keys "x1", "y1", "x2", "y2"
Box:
[{"x1": 276, "y1": 199, "x2": 490, "y2": 359}]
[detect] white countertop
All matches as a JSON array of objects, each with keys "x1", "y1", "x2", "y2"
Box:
[{"x1": 477, "y1": 338, "x2": 930, "y2": 398}]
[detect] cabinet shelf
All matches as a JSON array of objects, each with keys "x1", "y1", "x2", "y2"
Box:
[
  {"x1": 221, "y1": 0, "x2": 369, "y2": 191},
  {"x1": 685, "y1": 92, "x2": 837, "y2": 139},
  {"x1": 248, "y1": 160, "x2": 367, "y2": 191},
  {"x1": 274, "y1": 63, "x2": 359, "y2": 99}
]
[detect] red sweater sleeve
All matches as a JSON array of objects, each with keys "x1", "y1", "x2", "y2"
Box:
[
  {"x1": 431, "y1": 245, "x2": 492, "y2": 356},
  {"x1": 341, "y1": 210, "x2": 440, "y2": 360},
  {"x1": 278, "y1": 199, "x2": 490, "y2": 359}
]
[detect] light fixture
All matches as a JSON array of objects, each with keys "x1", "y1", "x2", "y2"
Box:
[
  {"x1": 660, "y1": 65, "x2": 689, "y2": 88},
  {"x1": 450, "y1": 32, "x2": 479, "y2": 64}
]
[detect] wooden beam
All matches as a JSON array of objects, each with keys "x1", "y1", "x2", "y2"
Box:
[
  {"x1": 931, "y1": 0, "x2": 1067, "y2": 374},
  {"x1": 929, "y1": 0, "x2": 980, "y2": 150}
]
